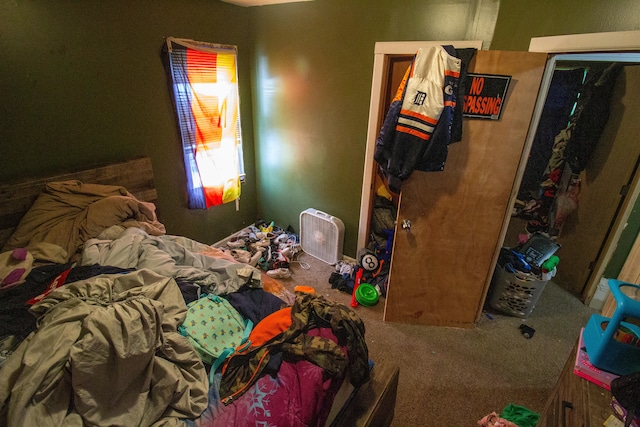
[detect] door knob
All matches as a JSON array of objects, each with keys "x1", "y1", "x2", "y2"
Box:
[{"x1": 401, "y1": 219, "x2": 411, "y2": 231}]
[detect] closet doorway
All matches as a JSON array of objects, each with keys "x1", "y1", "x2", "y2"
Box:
[
  {"x1": 506, "y1": 49, "x2": 640, "y2": 303},
  {"x1": 506, "y1": 57, "x2": 640, "y2": 298},
  {"x1": 359, "y1": 43, "x2": 548, "y2": 327},
  {"x1": 357, "y1": 40, "x2": 482, "y2": 254},
  {"x1": 357, "y1": 33, "x2": 640, "y2": 326}
]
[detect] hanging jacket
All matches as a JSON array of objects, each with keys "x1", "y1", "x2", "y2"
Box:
[
  {"x1": 374, "y1": 45, "x2": 461, "y2": 193},
  {"x1": 415, "y1": 47, "x2": 476, "y2": 172},
  {"x1": 563, "y1": 62, "x2": 623, "y2": 173}
]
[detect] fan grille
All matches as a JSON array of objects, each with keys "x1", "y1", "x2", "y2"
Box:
[{"x1": 299, "y1": 209, "x2": 344, "y2": 265}]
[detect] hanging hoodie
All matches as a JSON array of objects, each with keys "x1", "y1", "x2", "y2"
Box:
[
  {"x1": 374, "y1": 45, "x2": 461, "y2": 193},
  {"x1": 563, "y1": 62, "x2": 623, "y2": 173}
]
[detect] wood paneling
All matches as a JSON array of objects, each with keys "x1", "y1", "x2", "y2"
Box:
[
  {"x1": 384, "y1": 50, "x2": 548, "y2": 327},
  {"x1": 537, "y1": 343, "x2": 613, "y2": 426}
]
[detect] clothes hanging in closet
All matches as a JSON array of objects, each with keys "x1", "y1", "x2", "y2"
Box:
[
  {"x1": 517, "y1": 67, "x2": 585, "y2": 201},
  {"x1": 563, "y1": 62, "x2": 623, "y2": 174},
  {"x1": 513, "y1": 62, "x2": 623, "y2": 235}
]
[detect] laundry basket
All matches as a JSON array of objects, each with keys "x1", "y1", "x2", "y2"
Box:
[{"x1": 488, "y1": 264, "x2": 550, "y2": 318}]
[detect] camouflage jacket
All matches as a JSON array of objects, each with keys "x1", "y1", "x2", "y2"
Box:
[{"x1": 219, "y1": 292, "x2": 370, "y2": 404}]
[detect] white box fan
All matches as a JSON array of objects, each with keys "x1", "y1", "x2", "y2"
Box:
[{"x1": 299, "y1": 208, "x2": 345, "y2": 265}]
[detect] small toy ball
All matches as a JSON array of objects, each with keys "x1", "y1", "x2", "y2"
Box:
[{"x1": 360, "y1": 253, "x2": 379, "y2": 271}]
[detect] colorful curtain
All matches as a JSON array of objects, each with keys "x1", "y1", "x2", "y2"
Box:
[{"x1": 164, "y1": 37, "x2": 244, "y2": 209}]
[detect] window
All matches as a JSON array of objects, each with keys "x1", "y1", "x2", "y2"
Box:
[{"x1": 163, "y1": 37, "x2": 245, "y2": 209}]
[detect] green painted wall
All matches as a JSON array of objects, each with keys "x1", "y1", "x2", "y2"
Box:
[
  {"x1": 605, "y1": 197, "x2": 640, "y2": 278},
  {"x1": 249, "y1": 0, "x2": 499, "y2": 256},
  {"x1": 0, "y1": 0, "x2": 258, "y2": 244},
  {"x1": 492, "y1": 0, "x2": 640, "y2": 51},
  {"x1": 2, "y1": 0, "x2": 640, "y2": 268},
  {"x1": 250, "y1": 0, "x2": 640, "y2": 263}
]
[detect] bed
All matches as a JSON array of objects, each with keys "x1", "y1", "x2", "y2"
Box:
[{"x1": 0, "y1": 157, "x2": 399, "y2": 427}]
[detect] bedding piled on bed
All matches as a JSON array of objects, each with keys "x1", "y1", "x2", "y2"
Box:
[
  {"x1": 0, "y1": 269, "x2": 209, "y2": 426},
  {"x1": 2, "y1": 181, "x2": 166, "y2": 261},
  {"x1": 0, "y1": 180, "x2": 371, "y2": 427},
  {"x1": 81, "y1": 227, "x2": 261, "y2": 295}
]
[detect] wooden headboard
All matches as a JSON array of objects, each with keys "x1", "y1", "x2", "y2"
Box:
[{"x1": 0, "y1": 157, "x2": 157, "y2": 249}]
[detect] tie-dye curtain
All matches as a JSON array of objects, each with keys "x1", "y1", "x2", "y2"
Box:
[{"x1": 164, "y1": 37, "x2": 244, "y2": 209}]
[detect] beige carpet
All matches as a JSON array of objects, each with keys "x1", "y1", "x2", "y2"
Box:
[{"x1": 280, "y1": 251, "x2": 597, "y2": 426}]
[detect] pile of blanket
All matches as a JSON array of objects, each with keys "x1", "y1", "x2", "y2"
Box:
[{"x1": 0, "y1": 180, "x2": 371, "y2": 427}]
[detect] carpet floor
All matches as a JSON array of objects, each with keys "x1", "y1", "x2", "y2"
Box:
[{"x1": 280, "y1": 251, "x2": 597, "y2": 426}]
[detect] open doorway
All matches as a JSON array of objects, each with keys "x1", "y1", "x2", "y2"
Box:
[
  {"x1": 357, "y1": 35, "x2": 640, "y2": 326},
  {"x1": 504, "y1": 53, "x2": 640, "y2": 302}
]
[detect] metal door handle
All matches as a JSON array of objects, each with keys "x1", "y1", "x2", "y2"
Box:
[{"x1": 401, "y1": 219, "x2": 411, "y2": 231}]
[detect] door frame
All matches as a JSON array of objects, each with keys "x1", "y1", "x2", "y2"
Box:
[
  {"x1": 357, "y1": 40, "x2": 483, "y2": 252},
  {"x1": 527, "y1": 31, "x2": 640, "y2": 305},
  {"x1": 357, "y1": 31, "x2": 640, "y2": 314}
]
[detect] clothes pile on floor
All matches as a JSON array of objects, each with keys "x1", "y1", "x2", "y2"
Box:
[
  {"x1": 219, "y1": 220, "x2": 302, "y2": 280},
  {"x1": 220, "y1": 220, "x2": 393, "y2": 308},
  {"x1": 477, "y1": 403, "x2": 539, "y2": 427}
]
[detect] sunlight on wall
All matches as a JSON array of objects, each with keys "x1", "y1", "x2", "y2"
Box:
[
  {"x1": 257, "y1": 55, "x2": 278, "y2": 123},
  {"x1": 257, "y1": 55, "x2": 282, "y2": 169},
  {"x1": 256, "y1": 54, "x2": 313, "y2": 169},
  {"x1": 261, "y1": 129, "x2": 296, "y2": 168}
]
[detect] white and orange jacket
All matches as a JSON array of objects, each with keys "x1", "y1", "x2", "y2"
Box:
[{"x1": 374, "y1": 45, "x2": 461, "y2": 194}]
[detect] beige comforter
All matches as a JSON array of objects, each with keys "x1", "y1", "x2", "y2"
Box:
[
  {"x1": 2, "y1": 180, "x2": 166, "y2": 261},
  {"x1": 0, "y1": 269, "x2": 208, "y2": 426}
]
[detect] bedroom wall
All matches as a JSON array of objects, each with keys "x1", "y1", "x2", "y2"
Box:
[
  {"x1": 0, "y1": 0, "x2": 258, "y2": 244},
  {"x1": 249, "y1": 0, "x2": 640, "y2": 260},
  {"x1": 248, "y1": 0, "x2": 500, "y2": 256},
  {"x1": 2, "y1": 0, "x2": 639, "y2": 264}
]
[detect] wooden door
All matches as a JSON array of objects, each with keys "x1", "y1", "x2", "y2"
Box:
[
  {"x1": 357, "y1": 41, "x2": 483, "y2": 252},
  {"x1": 383, "y1": 50, "x2": 548, "y2": 327},
  {"x1": 553, "y1": 66, "x2": 640, "y2": 296}
]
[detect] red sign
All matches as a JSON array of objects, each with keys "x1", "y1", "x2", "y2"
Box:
[{"x1": 463, "y1": 73, "x2": 511, "y2": 120}]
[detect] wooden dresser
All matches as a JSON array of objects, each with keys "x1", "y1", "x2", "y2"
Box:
[
  {"x1": 537, "y1": 344, "x2": 615, "y2": 426},
  {"x1": 328, "y1": 361, "x2": 400, "y2": 427}
]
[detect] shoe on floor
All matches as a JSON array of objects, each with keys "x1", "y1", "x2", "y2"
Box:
[
  {"x1": 249, "y1": 251, "x2": 263, "y2": 267},
  {"x1": 266, "y1": 268, "x2": 291, "y2": 279},
  {"x1": 274, "y1": 233, "x2": 290, "y2": 244},
  {"x1": 281, "y1": 244, "x2": 301, "y2": 260},
  {"x1": 227, "y1": 238, "x2": 246, "y2": 249},
  {"x1": 230, "y1": 249, "x2": 252, "y2": 264},
  {"x1": 525, "y1": 219, "x2": 548, "y2": 234}
]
